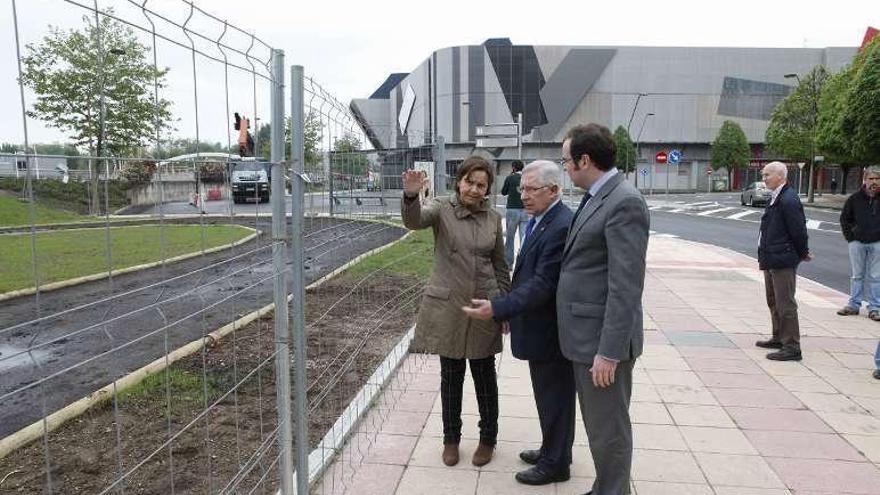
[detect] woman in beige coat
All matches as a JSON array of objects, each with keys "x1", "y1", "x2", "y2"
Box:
[{"x1": 401, "y1": 155, "x2": 510, "y2": 468}]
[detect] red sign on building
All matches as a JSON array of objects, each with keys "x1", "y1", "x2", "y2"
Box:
[{"x1": 655, "y1": 151, "x2": 668, "y2": 164}]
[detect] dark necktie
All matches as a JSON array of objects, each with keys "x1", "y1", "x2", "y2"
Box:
[
  {"x1": 524, "y1": 217, "x2": 536, "y2": 240},
  {"x1": 574, "y1": 192, "x2": 593, "y2": 218}
]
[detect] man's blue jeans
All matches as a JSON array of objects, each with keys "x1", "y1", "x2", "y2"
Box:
[
  {"x1": 504, "y1": 208, "x2": 529, "y2": 268},
  {"x1": 875, "y1": 341, "x2": 879, "y2": 370},
  {"x1": 847, "y1": 241, "x2": 880, "y2": 311}
]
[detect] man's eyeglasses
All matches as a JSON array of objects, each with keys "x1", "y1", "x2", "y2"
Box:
[
  {"x1": 517, "y1": 185, "x2": 550, "y2": 194},
  {"x1": 557, "y1": 156, "x2": 573, "y2": 166}
]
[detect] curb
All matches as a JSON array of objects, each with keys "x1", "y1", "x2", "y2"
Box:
[
  {"x1": 0, "y1": 219, "x2": 412, "y2": 460},
  {"x1": 0, "y1": 226, "x2": 259, "y2": 302}
]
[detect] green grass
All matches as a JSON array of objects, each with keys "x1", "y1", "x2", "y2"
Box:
[
  {"x1": 0, "y1": 224, "x2": 253, "y2": 292},
  {"x1": 0, "y1": 194, "x2": 84, "y2": 226},
  {"x1": 345, "y1": 226, "x2": 434, "y2": 280},
  {"x1": 118, "y1": 367, "x2": 223, "y2": 413}
]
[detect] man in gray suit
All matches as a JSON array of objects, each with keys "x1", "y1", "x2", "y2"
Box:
[{"x1": 556, "y1": 123, "x2": 649, "y2": 495}]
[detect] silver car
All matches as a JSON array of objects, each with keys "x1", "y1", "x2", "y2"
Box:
[{"x1": 740, "y1": 181, "x2": 772, "y2": 207}]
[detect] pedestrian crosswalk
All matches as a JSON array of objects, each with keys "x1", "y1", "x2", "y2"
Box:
[{"x1": 647, "y1": 200, "x2": 838, "y2": 232}]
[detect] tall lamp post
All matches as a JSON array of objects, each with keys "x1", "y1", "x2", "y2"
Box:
[
  {"x1": 784, "y1": 73, "x2": 818, "y2": 203},
  {"x1": 635, "y1": 112, "x2": 654, "y2": 191},
  {"x1": 626, "y1": 93, "x2": 648, "y2": 181}
]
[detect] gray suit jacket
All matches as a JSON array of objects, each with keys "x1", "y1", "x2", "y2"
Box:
[{"x1": 556, "y1": 172, "x2": 649, "y2": 364}]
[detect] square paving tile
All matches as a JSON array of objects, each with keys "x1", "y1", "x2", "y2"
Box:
[
  {"x1": 844, "y1": 434, "x2": 880, "y2": 463},
  {"x1": 656, "y1": 384, "x2": 719, "y2": 405},
  {"x1": 633, "y1": 424, "x2": 689, "y2": 451},
  {"x1": 666, "y1": 331, "x2": 736, "y2": 348},
  {"x1": 647, "y1": 370, "x2": 704, "y2": 387},
  {"x1": 744, "y1": 430, "x2": 866, "y2": 461},
  {"x1": 711, "y1": 388, "x2": 804, "y2": 409},
  {"x1": 813, "y1": 411, "x2": 880, "y2": 436},
  {"x1": 792, "y1": 391, "x2": 866, "y2": 414},
  {"x1": 766, "y1": 457, "x2": 880, "y2": 494},
  {"x1": 712, "y1": 489, "x2": 791, "y2": 495},
  {"x1": 474, "y1": 470, "x2": 556, "y2": 494},
  {"x1": 394, "y1": 465, "x2": 478, "y2": 494},
  {"x1": 631, "y1": 449, "x2": 706, "y2": 483},
  {"x1": 685, "y1": 356, "x2": 766, "y2": 374},
  {"x1": 631, "y1": 401, "x2": 674, "y2": 425},
  {"x1": 678, "y1": 426, "x2": 758, "y2": 454},
  {"x1": 697, "y1": 371, "x2": 782, "y2": 390},
  {"x1": 772, "y1": 375, "x2": 836, "y2": 393},
  {"x1": 675, "y1": 346, "x2": 753, "y2": 361},
  {"x1": 332, "y1": 463, "x2": 404, "y2": 495},
  {"x1": 693, "y1": 452, "x2": 785, "y2": 488},
  {"x1": 632, "y1": 480, "x2": 714, "y2": 494},
  {"x1": 726, "y1": 407, "x2": 832, "y2": 433},
  {"x1": 667, "y1": 404, "x2": 735, "y2": 427}
]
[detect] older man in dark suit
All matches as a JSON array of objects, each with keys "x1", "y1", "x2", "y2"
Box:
[
  {"x1": 463, "y1": 159, "x2": 575, "y2": 486},
  {"x1": 755, "y1": 161, "x2": 811, "y2": 361},
  {"x1": 557, "y1": 123, "x2": 649, "y2": 495}
]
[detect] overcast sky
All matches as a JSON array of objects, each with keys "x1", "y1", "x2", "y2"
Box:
[{"x1": 1, "y1": 0, "x2": 877, "y2": 147}]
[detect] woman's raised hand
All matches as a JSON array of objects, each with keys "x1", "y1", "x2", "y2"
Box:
[{"x1": 402, "y1": 170, "x2": 427, "y2": 196}]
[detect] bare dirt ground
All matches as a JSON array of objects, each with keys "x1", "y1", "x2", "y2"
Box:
[{"x1": 0, "y1": 272, "x2": 421, "y2": 494}]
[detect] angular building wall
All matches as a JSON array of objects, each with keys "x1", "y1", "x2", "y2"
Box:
[{"x1": 352, "y1": 41, "x2": 858, "y2": 151}]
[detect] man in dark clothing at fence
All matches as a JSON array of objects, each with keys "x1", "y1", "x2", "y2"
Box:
[
  {"x1": 837, "y1": 166, "x2": 880, "y2": 322},
  {"x1": 502, "y1": 160, "x2": 529, "y2": 267},
  {"x1": 756, "y1": 161, "x2": 811, "y2": 362}
]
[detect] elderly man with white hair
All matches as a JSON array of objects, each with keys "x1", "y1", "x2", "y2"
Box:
[{"x1": 755, "y1": 161, "x2": 811, "y2": 361}]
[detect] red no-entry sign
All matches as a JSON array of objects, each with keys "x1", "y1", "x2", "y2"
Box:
[{"x1": 655, "y1": 151, "x2": 668, "y2": 164}]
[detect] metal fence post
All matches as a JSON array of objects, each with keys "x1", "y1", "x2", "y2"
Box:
[
  {"x1": 434, "y1": 135, "x2": 446, "y2": 195},
  {"x1": 269, "y1": 49, "x2": 294, "y2": 494},
  {"x1": 289, "y1": 64, "x2": 309, "y2": 495}
]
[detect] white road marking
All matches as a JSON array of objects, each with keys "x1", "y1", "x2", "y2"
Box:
[
  {"x1": 806, "y1": 219, "x2": 822, "y2": 230},
  {"x1": 726, "y1": 210, "x2": 760, "y2": 220},
  {"x1": 697, "y1": 207, "x2": 736, "y2": 216}
]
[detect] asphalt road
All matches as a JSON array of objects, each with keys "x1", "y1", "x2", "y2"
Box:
[{"x1": 643, "y1": 193, "x2": 850, "y2": 294}]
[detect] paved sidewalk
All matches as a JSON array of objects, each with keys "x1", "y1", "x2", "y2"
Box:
[{"x1": 314, "y1": 235, "x2": 880, "y2": 495}]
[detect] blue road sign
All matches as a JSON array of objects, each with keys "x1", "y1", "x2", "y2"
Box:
[
  {"x1": 640, "y1": 168, "x2": 649, "y2": 176},
  {"x1": 668, "y1": 149, "x2": 682, "y2": 165}
]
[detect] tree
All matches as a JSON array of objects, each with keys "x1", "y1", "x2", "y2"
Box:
[
  {"x1": 816, "y1": 66, "x2": 858, "y2": 194},
  {"x1": 19, "y1": 12, "x2": 172, "y2": 213},
  {"x1": 331, "y1": 134, "x2": 371, "y2": 177},
  {"x1": 844, "y1": 36, "x2": 880, "y2": 166},
  {"x1": 711, "y1": 120, "x2": 751, "y2": 190},
  {"x1": 256, "y1": 111, "x2": 324, "y2": 169},
  {"x1": 612, "y1": 126, "x2": 636, "y2": 177},
  {"x1": 765, "y1": 66, "x2": 829, "y2": 202}
]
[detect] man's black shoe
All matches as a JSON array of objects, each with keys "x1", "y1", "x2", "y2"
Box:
[
  {"x1": 766, "y1": 348, "x2": 802, "y2": 361},
  {"x1": 514, "y1": 465, "x2": 570, "y2": 485},
  {"x1": 873, "y1": 369, "x2": 880, "y2": 380},
  {"x1": 755, "y1": 339, "x2": 783, "y2": 349},
  {"x1": 518, "y1": 449, "x2": 541, "y2": 465}
]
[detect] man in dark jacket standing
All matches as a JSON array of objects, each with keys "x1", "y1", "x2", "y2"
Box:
[
  {"x1": 756, "y1": 161, "x2": 811, "y2": 361},
  {"x1": 463, "y1": 160, "x2": 575, "y2": 486},
  {"x1": 502, "y1": 160, "x2": 529, "y2": 267},
  {"x1": 837, "y1": 166, "x2": 880, "y2": 321}
]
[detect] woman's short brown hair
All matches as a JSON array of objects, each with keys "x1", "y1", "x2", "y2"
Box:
[{"x1": 454, "y1": 155, "x2": 495, "y2": 195}]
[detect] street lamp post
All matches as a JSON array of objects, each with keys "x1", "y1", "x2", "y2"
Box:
[
  {"x1": 784, "y1": 73, "x2": 817, "y2": 203},
  {"x1": 626, "y1": 93, "x2": 648, "y2": 181},
  {"x1": 635, "y1": 112, "x2": 654, "y2": 191}
]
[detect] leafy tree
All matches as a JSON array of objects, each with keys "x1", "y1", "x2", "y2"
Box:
[
  {"x1": 711, "y1": 120, "x2": 751, "y2": 190},
  {"x1": 765, "y1": 66, "x2": 829, "y2": 202},
  {"x1": 331, "y1": 134, "x2": 371, "y2": 177},
  {"x1": 256, "y1": 111, "x2": 324, "y2": 169},
  {"x1": 612, "y1": 126, "x2": 636, "y2": 176},
  {"x1": 844, "y1": 36, "x2": 880, "y2": 166},
  {"x1": 816, "y1": 66, "x2": 858, "y2": 194},
  {"x1": 19, "y1": 12, "x2": 172, "y2": 213}
]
